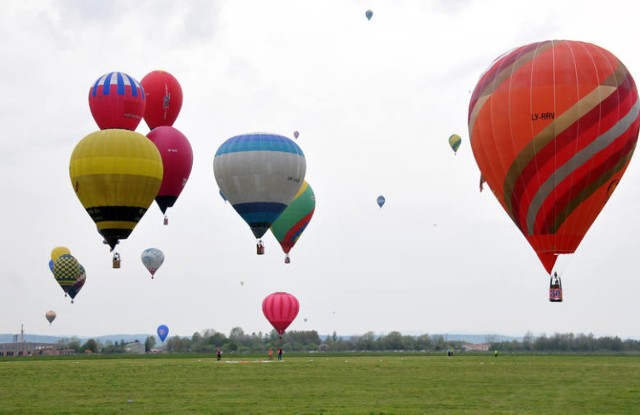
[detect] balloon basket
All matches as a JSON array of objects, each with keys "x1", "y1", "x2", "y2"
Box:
[
  {"x1": 284, "y1": 256, "x2": 290, "y2": 264},
  {"x1": 163, "y1": 216, "x2": 168, "y2": 226},
  {"x1": 549, "y1": 275, "x2": 562, "y2": 302},
  {"x1": 112, "y1": 253, "x2": 121, "y2": 269}
]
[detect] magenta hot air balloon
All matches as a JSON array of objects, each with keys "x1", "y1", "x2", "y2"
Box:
[
  {"x1": 262, "y1": 292, "x2": 300, "y2": 337},
  {"x1": 88, "y1": 71, "x2": 145, "y2": 130},
  {"x1": 146, "y1": 126, "x2": 193, "y2": 224}
]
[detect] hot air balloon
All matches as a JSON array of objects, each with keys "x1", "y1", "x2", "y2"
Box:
[
  {"x1": 140, "y1": 70, "x2": 183, "y2": 130},
  {"x1": 53, "y1": 254, "x2": 81, "y2": 301},
  {"x1": 214, "y1": 133, "x2": 306, "y2": 253},
  {"x1": 146, "y1": 126, "x2": 193, "y2": 224},
  {"x1": 270, "y1": 181, "x2": 315, "y2": 263},
  {"x1": 88, "y1": 71, "x2": 145, "y2": 131},
  {"x1": 51, "y1": 247, "x2": 70, "y2": 263},
  {"x1": 45, "y1": 311, "x2": 56, "y2": 325},
  {"x1": 365, "y1": 10, "x2": 373, "y2": 20},
  {"x1": 157, "y1": 324, "x2": 169, "y2": 343},
  {"x1": 468, "y1": 40, "x2": 640, "y2": 276},
  {"x1": 262, "y1": 292, "x2": 299, "y2": 337},
  {"x1": 449, "y1": 134, "x2": 462, "y2": 155},
  {"x1": 67, "y1": 264, "x2": 86, "y2": 302},
  {"x1": 141, "y1": 248, "x2": 164, "y2": 278},
  {"x1": 69, "y1": 129, "x2": 163, "y2": 253},
  {"x1": 377, "y1": 195, "x2": 385, "y2": 208},
  {"x1": 293, "y1": 130, "x2": 299, "y2": 139}
]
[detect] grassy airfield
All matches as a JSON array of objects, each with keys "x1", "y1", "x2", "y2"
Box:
[{"x1": 1, "y1": 353, "x2": 638, "y2": 414}]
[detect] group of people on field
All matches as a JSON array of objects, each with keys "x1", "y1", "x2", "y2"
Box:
[{"x1": 268, "y1": 347, "x2": 283, "y2": 360}]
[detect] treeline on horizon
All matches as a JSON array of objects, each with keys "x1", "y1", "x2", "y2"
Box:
[{"x1": 58, "y1": 328, "x2": 640, "y2": 354}]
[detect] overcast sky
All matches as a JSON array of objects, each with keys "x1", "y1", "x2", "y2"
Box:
[{"x1": 2, "y1": 0, "x2": 639, "y2": 341}]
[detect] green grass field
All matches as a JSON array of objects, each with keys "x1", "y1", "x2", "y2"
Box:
[{"x1": 1, "y1": 353, "x2": 639, "y2": 414}]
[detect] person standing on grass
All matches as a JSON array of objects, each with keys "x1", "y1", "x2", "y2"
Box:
[
  {"x1": 268, "y1": 348, "x2": 273, "y2": 360},
  {"x1": 216, "y1": 348, "x2": 222, "y2": 361},
  {"x1": 277, "y1": 347, "x2": 282, "y2": 360}
]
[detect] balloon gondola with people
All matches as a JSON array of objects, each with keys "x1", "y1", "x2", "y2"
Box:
[{"x1": 468, "y1": 40, "x2": 640, "y2": 300}]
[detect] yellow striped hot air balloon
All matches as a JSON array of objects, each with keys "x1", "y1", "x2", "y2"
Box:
[{"x1": 69, "y1": 129, "x2": 163, "y2": 251}]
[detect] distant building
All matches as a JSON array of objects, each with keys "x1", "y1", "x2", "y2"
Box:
[
  {"x1": 124, "y1": 341, "x2": 145, "y2": 354},
  {"x1": 0, "y1": 342, "x2": 72, "y2": 357},
  {"x1": 462, "y1": 343, "x2": 491, "y2": 352}
]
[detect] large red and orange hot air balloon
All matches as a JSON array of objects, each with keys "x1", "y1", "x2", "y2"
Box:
[
  {"x1": 469, "y1": 40, "x2": 640, "y2": 274},
  {"x1": 140, "y1": 70, "x2": 183, "y2": 130},
  {"x1": 262, "y1": 292, "x2": 299, "y2": 336}
]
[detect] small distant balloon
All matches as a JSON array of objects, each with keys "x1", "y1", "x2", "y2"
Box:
[
  {"x1": 141, "y1": 248, "x2": 165, "y2": 278},
  {"x1": 377, "y1": 195, "x2": 385, "y2": 208},
  {"x1": 448, "y1": 134, "x2": 462, "y2": 155},
  {"x1": 45, "y1": 311, "x2": 56, "y2": 325},
  {"x1": 157, "y1": 324, "x2": 169, "y2": 342},
  {"x1": 293, "y1": 130, "x2": 299, "y2": 139},
  {"x1": 365, "y1": 10, "x2": 373, "y2": 20}
]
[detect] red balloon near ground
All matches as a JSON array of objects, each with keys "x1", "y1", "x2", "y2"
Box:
[
  {"x1": 88, "y1": 71, "x2": 145, "y2": 130},
  {"x1": 140, "y1": 70, "x2": 183, "y2": 130},
  {"x1": 146, "y1": 126, "x2": 193, "y2": 215},
  {"x1": 262, "y1": 292, "x2": 299, "y2": 336}
]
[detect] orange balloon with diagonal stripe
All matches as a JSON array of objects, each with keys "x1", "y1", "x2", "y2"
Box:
[{"x1": 469, "y1": 40, "x2": 640, "y2": 273}]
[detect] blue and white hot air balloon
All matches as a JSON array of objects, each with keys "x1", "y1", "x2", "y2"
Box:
[{"x1": 214, "y1": 133, "x2": 306, "y2": 253}]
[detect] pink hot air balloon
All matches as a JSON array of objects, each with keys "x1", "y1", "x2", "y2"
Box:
[
  {"x1": 88, "y1": 71, "x2": 145, "y2": 130},
  {"x1": 140, "y1": 70, "x2": 183, "y2": 130},
  {"x1": 146, "y1": 126, "x2": 193, "y2": 223},
  {"x1": 262, "y1": 292, "x2": 299, "y2": 336}
]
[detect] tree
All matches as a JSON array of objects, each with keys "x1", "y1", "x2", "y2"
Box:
[
  {"x1": 145, "y1": 336, "x2": 156, "y2": 352},
  {"x1": 82, "y1": 338, "x2": 99, "y2": 353}
]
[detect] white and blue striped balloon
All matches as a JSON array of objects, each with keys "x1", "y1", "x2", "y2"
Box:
[{"x1": 213, "y1": 133, "x2": 306, "y2": 239}]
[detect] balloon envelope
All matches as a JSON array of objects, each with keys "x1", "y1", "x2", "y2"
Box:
[
  {"x1": 69, "y1": 129, "x2": 163, "y2": 250},
  {"x1": 262, "y1": 292, "x2": 300, "y2": 335},
  {"x1": 365, "y1": 10, "x2": 373, "y2": 20},
  {"x1": 141, "y1": 248, "x2": 164, "y2": 277},
  {"x1": 214, "y1": 133, "x2": 306, "y2": 239},
  {"x1": 468, "y1": 40, "x2": 640, "y2": 273},
  {"x1": 377, "y1": 195, "x2": 385, "y2": 208},
  {"x1": 270, "y1": 181, "x2": 315, "y2": 255},
  {"x1": 157, "y1": 324, "x2": 169, "y2": 342},
  {"x1": 45, "y1": 311, "x2": 56, "y2": 325},
  {"x1": 293, "y1": 130, "x2": 299, "y2": 139},
  {"x1": 67, "y1": 264, "x2": 86, "y2": 300},
  {"x1": 449, "y1": 134, "x2": 462, "y2": 154},
  {"x1": 140, "y1": 70, "x2": 183, "y2": 130},
  {"x1": 146, "y1": 126, "x2": 193, "y2": 214},
  {"x1": 88, "y1": 71, "x2": 145, "y2": 130},
  {"x1": 53, "y1": 254, "x2": 81, "y2": 293},
  {"x1": 51, "y1": 246, "x2": 70, "y2": 263}
]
